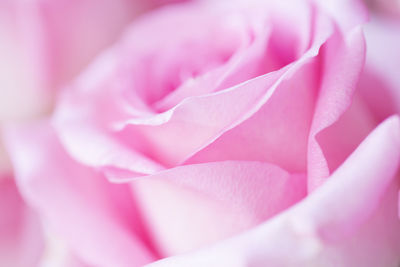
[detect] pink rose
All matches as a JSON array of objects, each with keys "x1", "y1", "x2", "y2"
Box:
[
  {"x1": 0, "y1": 0, "x2": 180, "y2": 123},
  {"x1": 0, "y1": 0, "x2": 175, "y2": 169},
  {"x1": 0, "y1": 0, "x2": 186, "y2": 266},
  {"x1": 4, "y1": 0, "x2": 400, "y2": 266}
]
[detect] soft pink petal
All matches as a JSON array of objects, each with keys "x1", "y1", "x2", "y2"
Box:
[
  {"x1": 34, "y1": 0, "x2": 159, "y2": 89},
  {"x1": 40, "y1": 248, "x2": 94, "y2": 267},
  {"x1": 315, "y1": 91, "x2": 376, "y2": 175},
  {"x1": 359, "y1": 15, "x2": 400, "y2": 118},
  {"x1": 123, "y1": 161, "x2": 306, "y2": 256},
  {"x1": 0, "y1": 0, "x2": 178, "y2": 122},
  {"x1": 186, "y1": 12, "x2": 368, "y2": 177},
  {"x1": 307, "y1": 26, "x2": 366, "y2": 191},
  {"x1": 147, "y1": 115, "x2": 400, "y2": 267},
  {"x1": 5, "y1": 121, "x2": 156, "y2": 267},
  {"x1": 313, "y1": 0, "x2": 368, "y2": 32},
  {"x1": 60, "y1": 254, "x2": 93, "y2": 267},
  {"x1": 0, "y1": 2, "x2": 51, "y2": 122},
  {"x1": 54, "y1": 1, "x2": 334, "y2": 173},
  {"x1": 0, "y1": 176, "x2": 44, "y2": 267},
  {"x1": 185, "y1": 56, "x2": 317, "y2": 173}
]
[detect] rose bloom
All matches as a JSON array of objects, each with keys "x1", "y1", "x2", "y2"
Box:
[
  {"x1": 0, "y1": 0, "x2": 185, "y2": 266},
  {"x1": 3, "y1": 0, "x2": 400, "y2": 266}
]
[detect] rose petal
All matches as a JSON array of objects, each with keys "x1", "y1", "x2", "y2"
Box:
[
  {"x1": 313, "y1": 0, "x2": 368, "y2": 32},
  {"x1": 0, "y1": 176, "x2": 44, "y2": 267},
  {"x1": 307, "y1": 26, "x2": 366, "y2": 190},
  {"x1": 5, "y1": 121, "x2": 156, "y2": 267},
  {"x1": 146, "y1": 115, "x2": 400, "y2": 267},
  {"x1": 54, "y1": 1, "x2": 334, "y2": 172},
  {"x1": 359, "y1": 15, "x2": 400, "y2": 118},
  {"x1": 185, "y1": 55, "x2": 317, "y2": 173},
  {"x1": 122, "y1": 161, "x2": 306, "y2": 256},
  {"x1": 0, "y1": 0, "x2": 175, "y2": 122}
]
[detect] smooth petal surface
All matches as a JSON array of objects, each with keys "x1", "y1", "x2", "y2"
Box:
[
  {"x1": 0, "y1": 176, "x2": 44, "y2": 267},
  {"x1": 185, "y1": 57, "x2": 317, "y2": 173},
  {"x1": 0, "y1": 1, "x2": 51, "y2": 122},
  {"x1": 313, "y1": 0, "x2": 368, "y2": 32},
  {"x1": 1, "y1": 1, "x2": 387, "y2": 267},
  {"x1": 32, "y1": 0, "x2": 162, "y2": 89},
  {"x1": 0, "y1": 0, "x2": 176, "y2": 123},
  {"x1": 359, "y1": 15, "x2": 400, "y2": 119},
  {"x1": 147, "y1": 115, "x2": 400, "y2": 267},
  {"x1": 307, "y1": 26, "x2": 366, "y2": 191},
  {"x1": 5, "y1": 121, "x2": 156, "y2": 267},
  {"x1": 53, "y1": 0, "x2": 334, "y2": 174},
  {"x1": 315, "y1": 92, "x2": 376, "y2": 173},
  {"x1": 126, "y1": 161, "x2": 306, "y2": 256}
]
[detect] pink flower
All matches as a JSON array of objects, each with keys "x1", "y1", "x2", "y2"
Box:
[
  {"x1": 0, "y1": 0, "x2": 177, "y2": 170},
  {"x1": 0, "y1": 0, "x2": 187, "y2": 266},
  {"x1": 0, "y1": 0, "x2": 181, "y2": 123},
  {"x1": 3, "y1": 0, "x2": 400, "y2": 266}
]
